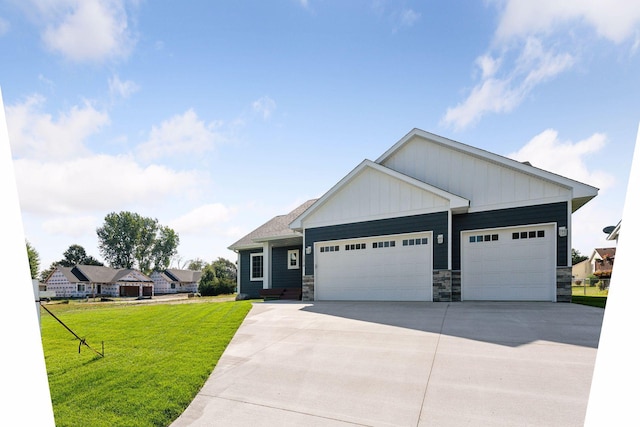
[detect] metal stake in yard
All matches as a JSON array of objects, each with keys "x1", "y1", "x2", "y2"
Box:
[{"x1": 40, "y1": 302, "x2": 104, "y2": 358}]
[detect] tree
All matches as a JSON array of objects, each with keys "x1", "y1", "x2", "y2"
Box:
[
  {"x1": 96, "y1": 211, "x2": 179, "y2": 274},
  {"x1": 26, "y1": 240, "x2": 40, "y2": 279},
  {"x1": 187, "y1": 258, "x2": 206, "y2": 271},
  {"x1": 198, "y1": 258, "x2": 237, "y2": 296},
  {"x1": 59, "y1": 244, "x2": 103, "y2": 267},
  {"x1": 572, "y1": 248, "x2": 589, "y2": 265}
]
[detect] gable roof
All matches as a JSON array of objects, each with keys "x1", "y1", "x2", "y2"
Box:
[
  {"x1": 376, "y1": 128, "x2": 599, "y2": 212},
  {"x1": 164, "y1": 269, "x2": 202, "y2": 283},
  {"x1": 228, "y1": 199, "x2": 318, "y2": 250},
  {"x1": 50, "y1": 265, "x2": 152, "y2": 284},
  {"x1": 289, "y1": 160, "x2": 470, "y2": 230}
]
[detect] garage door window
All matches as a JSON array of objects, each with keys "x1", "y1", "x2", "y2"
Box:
[
  {"x1": 402, "y1": 238, "x2": 428, "y2": 246},
  {"x1": 469, "y1": 234, "x2": 498, "y2": 243},
  {"x1": 512, "y1": 230, "x2": 546, "y2": 240},
  {"x1": 344, "y1": 243, "x2": 366, "y2": 251},
  {"x1": 372, "y1": 241, "x2": 395, "y2": 248}
]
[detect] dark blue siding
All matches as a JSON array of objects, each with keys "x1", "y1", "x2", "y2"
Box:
[
  {"x1": 451, "y1": 202, "x2": 568, "y2": 269},
  {"x1": 304, "y1": 212, "x2": 449, "y2": 275},
  {"x1": 272, "y1": 245, "x2": 303, "y2": 289},
  {"x1": 239, "y1": 248, "x2": 263, "y2": 298}
]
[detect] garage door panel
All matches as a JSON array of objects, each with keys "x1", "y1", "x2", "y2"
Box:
[
  {"x1": 316, "y1": 233, "x2": 432, "y2": 301},
  {"x1": 462, "y1": 225, "x2": 556, "y2": 301}
]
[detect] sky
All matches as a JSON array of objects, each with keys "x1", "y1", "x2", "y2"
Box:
[{"x1": 1, "y1": 0, "x2": 639, "y2": 273}]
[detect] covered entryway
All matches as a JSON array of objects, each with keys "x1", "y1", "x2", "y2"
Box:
[
  {"x1": 461, "y1": 224, "x2": 556, "y2": 301},
  {"x1": 315, "y1": 232, "x2": 433, "y2": 301}
]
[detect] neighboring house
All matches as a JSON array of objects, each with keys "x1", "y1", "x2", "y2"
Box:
[
  {"x1": 572, "y1": 259, "x2": 591, "y2": 284},
  {"x1": 44, "y1": 265, "x2": 153, "y2": 298},
  {"x1": 229, "y1": 129, "x2": 599, "y2": 302},
  {"x1": 590, "y1": 248, "x2": 616, "y2": 279},
  {"x1": 150, "y1": 269, "x2": 202, "y2": 294}
]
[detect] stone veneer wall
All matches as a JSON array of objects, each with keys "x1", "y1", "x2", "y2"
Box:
[
  {"x1": 556, "y1": 266, "x2": 572, "y2": 303},
  {"x1": 432, "y1": 270, "x2": 452, "y2": 302},
  {"x1": 452, "y1": 271, "x2": 461, "y2": 302},
  {"x1": 302, "y1": 275, "x2": 315, "y2": 301}
]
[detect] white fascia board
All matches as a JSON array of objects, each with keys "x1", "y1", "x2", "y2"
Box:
[
  {"x1": 289, "y1": 159, "x2": 469, "y2": 229},
  {"x1": 377, "y1": 128, "x2": 599, "y2": 202},
  {"x1": 227, "y1": 243, "x2": 263, "y2": 251},
  {"x1": 252, "y1": 232, "x2": 302, "y2": 242}
]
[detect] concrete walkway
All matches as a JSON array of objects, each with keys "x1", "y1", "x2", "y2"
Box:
[{"x1": 171, "y1": 301, "x2": 604, "y2": 427}]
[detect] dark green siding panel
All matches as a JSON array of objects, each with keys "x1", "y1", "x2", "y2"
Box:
[
  {"x1": 451, "y1": 202, "x2": 568, "y2": 269},
  {"x1": 304, "y1": 212, "x2": 449, "y2": 275},
  {"x1": 239, "y1": 248, "x2": 263, "y2": 298},
  {"x1": 272, "y1": 245, "x2": 303, "y2": 289}
]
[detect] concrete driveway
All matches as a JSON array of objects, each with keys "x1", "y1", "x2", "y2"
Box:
[{"x1": 171, "y1": 301, "x2": 604, "y2": 427}]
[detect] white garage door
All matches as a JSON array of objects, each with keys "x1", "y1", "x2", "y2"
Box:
[
  {"x1": 461, "y1": 224, "x2": 556, "y2": 301},
  {"x1": 315, "y1": 232, "x2": 432, "y2": 301}
]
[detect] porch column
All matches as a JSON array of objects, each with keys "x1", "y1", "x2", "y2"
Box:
[{"x1": 262, "y1": 242, "x2": 272, "y2": 289}]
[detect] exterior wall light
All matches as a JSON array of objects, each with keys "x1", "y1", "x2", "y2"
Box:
[
  {"x1": 437, "y1": 234, "x2": 444, "y2": 244},
  {"x1": 305, "y1": 246, "x2": 312, "y2": 254},
  {"x1": 558, "y1": 227, "x2": 568, "y2": 237}
]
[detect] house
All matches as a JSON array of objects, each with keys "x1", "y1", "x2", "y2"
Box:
[
  {"x1": 44, "y1": 265, "x2": 153, "y2": 298},
  {"x1": 229, "y1": 129, "x2": 599, "y2": 302},
  {"x1": 150, "y1": 269, "x2": 202, "y2": 294},
  {"x1": 589, "y1": 248, "x2": 616, "y2": 279},
  {"x1": 572, "y1": 259, "x2": 591, "y2": 284}
]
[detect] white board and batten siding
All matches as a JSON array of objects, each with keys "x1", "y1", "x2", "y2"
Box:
[
  {"x1": 379, "y1": 135, "x2": 573, "y2": 212},
  {"x1": 461, "y1": 223, "x2": 557, "y2": 301},
  {"x1": 315, "y1": 232, "x2": 433, "y2": 301},
  {"x1": 298, "y1": 161, "x2": 465, "y2": 230}
]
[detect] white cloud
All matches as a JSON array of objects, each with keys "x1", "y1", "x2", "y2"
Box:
[
  {"x1": 252, "y1": 96, "x2": 277, "y2": 120},
  {"x1": 169, "y1": 203, "x2": 236, "y2": 234},
  {"x1": 442, "y1": 38, "x2": 573, "y2": 130},
  {"x1": 137, "y1": 109, "x2": 224, "y2": 161},
  {"x1": 13, "y1": 155, "x2": 203, "y2": 215},
  {"x1": 495, "y1": 0, "x2": 640, "y2": 44},
  {"x1": 25, "y1": 0, "x2": 134, "y2": 62},
  {"x1": 507, "y1": 129, "x2": 614, "y2": 190},
  {"x1": 443, "y1": 1, "x2": 640, "y2": 130},
  {"x1": 399, "y1": 8, "x2": 420, "y2": 28},
  {"x1": 6, "y1": 94, "x2": 109, "y2": 161},
  {"x1": 108, "y1": 74, "x2": 139, "y2": 99}
]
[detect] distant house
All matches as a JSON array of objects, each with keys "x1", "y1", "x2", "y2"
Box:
[
  {"x1": 572, "y1": 247, "x2": 617, "y2": 284},
  {"x1": 572, "y1": 259, "x2": 591, "y2": 284},
  {"x1": 150, "y1": 269, "x2": 202, "y2": 294},
  {"x1": 590, "y1": 248, "x2": 615, "y2": 279},
  {"x1": 44, "y1": 265, "x2": 153, "y2": 298}
]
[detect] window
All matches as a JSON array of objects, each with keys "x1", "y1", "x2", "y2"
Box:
[
  {"x1": 470, "y1": 234, "x2": 498, "y2": 243},
  {"x1": 77, "y1": 284, "x2": 85, "y2": 292},
  {"x1": 373, "y1": 240, "x2": 396, "y2": 249},
  {"x1": 512, "y1": 229, "x2": 547, "y2": 240},
  {"x1": 320, "y1": 245, "x2": 340, "y2": 252},
  {"x1": 170, "y1": 283, "x2": 176, "y2": 289},
  {"x1": 250, "y1": 253, "x2": 264, "y2": 281},
  {"x1": 288, "y1": 249, "x2": 300, "y2": 270}
]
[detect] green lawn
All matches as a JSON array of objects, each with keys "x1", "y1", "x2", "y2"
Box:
[
  {"x1": 571, "y1": 285, "x2": 608, "y2": 309},
  {"x1": 40, "y1": 299, "x2": 252, "y2": 427}
]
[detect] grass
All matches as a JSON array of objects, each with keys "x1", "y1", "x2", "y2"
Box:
[
  {"x1": 571, "y1": 285, "x2": 608, "y2": 309},
  {"x1": 40, "y1": 298, "x2": 252, "y2": 427}
]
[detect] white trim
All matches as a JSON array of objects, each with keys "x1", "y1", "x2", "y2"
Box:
[
  {"x1": 313, "y1": 231, "x2": 434, "y2": 302},
  {"x1": 249, "y1": 252, "x2": 264, "y2": 282},
  {"x1": 460, "y1": 222, "x2": 557, "y2": 302},
  {"x1": 287, "y1": 249, "x2": 300, "y2": 270},
  {"x1": 376, "y1": 129, "x2": 599, "y2": 201},
  {"x1": 263, "y1": 242, "x2": 271, "y2": 289},
  {"x1": 290, "y1": 159, "x2": 469, "y2": 230}
]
